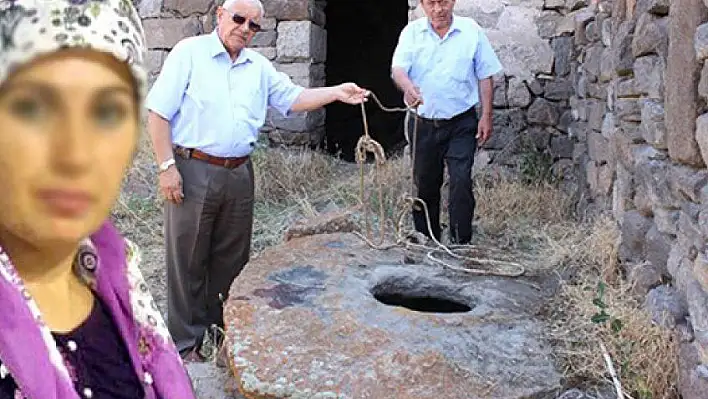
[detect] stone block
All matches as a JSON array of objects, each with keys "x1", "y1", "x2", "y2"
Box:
[
  {"x1": 619, "y1": 210, "x2": 653, "y2": 262},
  {"x1": 629, "y1": 262, "x2": 663, "y2": 297},
  {"x1": 616, "y1": 78, "x2": 641, "y2": 98},
  {"x1": 552, "y1": 36, "x2": 574, "y2": 77},
  {"x1": 537, "y1": 11, "x2": 563, "y2": 39},
  {"x1": 484, "y1": 109, "x2": 526, "y2": 150},
  {"x1": 276, "y1": 21, "x2": 326, "y2": 63},
  {"x1": 654, "y1": 207, "x2": 680, "y2": 235},
  {"x1": 645, "y1": 224, "x2": 673, "y2": 273},
  {"x1": 143, "y1": 17, "x2": 203, "y2": 49},
  {"x1": 667, "y1": 243, "x2": 696, "y2": 295},
  {"x1": 550, "y1": 135, "x2": 574, "y2": 159},
  {"x1": 527, "y1": 78, "x2": 544, "y2": 96},
  {"x1": 636, "y1": 157, "x2": 682, "y2": 209},
  {"x1": 601, "y1": 17, "x2": 613, "y2": 47},
  {"x1": 632, "y1": 13, "x2": 669, "y2": 58},
  {"x1": 507, "y1": 77, "x2": 531, "y2": 108},
  {"x1": 644, "y1": 285, "x2": 689, "y2": 328},
  {"x1": 260, "y1": 17, "x2": 276, "y2": 31},
  {"x1": 544, "y1": 79, "x2": 574, "y2": 101},
  {"x1": 569, "y1": 121, "x2": 590, "y2": 142},
  {"x1": 615, "y1": 99, "x2": 642, "y2": 123},
  {"x1": 634, "y1": 180, "x2": 654, "y2": 216},
  {"x1": 666, "y1": 0, "x2": 708, "y2": 166},
  {"x1": 687, "y1": 280, "x2": 708, "y2": 360},
  {"x1": 599, "y1": 48, "x2": 614, "y2": 83},
  {"x1": 699, "y1": 63, "x2": 708, "y2": 103},
  {"x1": 587, "y1": 99, "x2": 606, "y2": 131},
  {"x1": 586, "y1": 82, "x2": 607, "y2": 100},
  {"x1": 633, "y1": 55, "x2": 665, "y2": 100},
  {"x1": 263, "y1": 0, "x2": 309, "y2": 20},
  {"x1": 678, "y1": 342, "x2": 708, "y2": 398},
  {"x1": 252, "y1": 47, "x2": 276, "y2": 60},
  {"x1": 137, "y1": 0, "x2": 163, "y2": 18},
  {"x1": 583, "y1": 44, "x2": 604, "y2": 78},
  {"x1": 145, "y1": 50, "x2": 167, "y2": 74},
  {"x1": 696, "y1": 113, "x2": 708, "y2": 165},
  {"x1": 493, "y1": 75, "x2": 507, "y2": 108},
  {"x1": 696, "y1": 22, "x2": 708, "y2": 62},
  {"x1": 641, "y1": 99, "x2": 667, "y2": 148},
  {"x1": 574, "y1": 9, "x2": 596, "y2": 45},
  {"x1": 613, "y1": 162, "x2": 634, "y2": 220},
  {"x1": 669, "y1": 164, "x2": 708, "y2": 203},
  {"x1": 612, "y1": 20, "x2": 636, "y2": 76},
  {"x1": 558, "y1": 110, "x2": 573, "y2": 133},
  {"x1": 163, "y1": 0, "x2": 213, "y2": 15},
  {"x1": 588, "y1": 131, "x2": 612, "y2": 163},
  {"x1": 250, "y1": 31, "x2": 277, "y2": 47},
  {"x1": 678, "y1": 207, "x2": 705, "y2": 252},
  {"x1": 527, "y1": 98, "x2": 560, "y2": 126},
  {"x1": 695, "y1": 251, "x2": 708, "y2": 293},
  {"x1": 267, "y1": 107, "x2": 325, "y2": 132}
]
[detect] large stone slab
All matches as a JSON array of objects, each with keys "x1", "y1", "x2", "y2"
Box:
[
  {"x1": 665, "y1": 0, "x2": 708, "y2": 166},
  {"x1": 223, "y1": 233, "x2": 562, "y2": 399},
  {"x1": 143, "y1": 17, "x2": 203, "y2": 49},
  {"x1": 276, "y1": 21, "x2": 326, "y2": 63}
]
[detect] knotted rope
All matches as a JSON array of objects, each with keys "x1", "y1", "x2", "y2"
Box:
[{"x1": 353, "y1": 92, "x2": 525, "y2": 277}]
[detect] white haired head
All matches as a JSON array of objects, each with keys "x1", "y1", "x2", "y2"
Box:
[{"x1": 222, "y1": 0, "x2": 264, "y2": 17}]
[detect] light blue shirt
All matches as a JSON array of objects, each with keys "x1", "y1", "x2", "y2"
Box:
[
  {"x1": 145, "y1": 30, "x2": 305, "y2": 157},
  {"x1": 391, "y1": 15, "x2": 503, "y2": 119}
]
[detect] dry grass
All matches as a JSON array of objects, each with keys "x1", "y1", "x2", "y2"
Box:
[
  {"x1": 543, "y1": 215, "x2": 680, "y2": 399},
  {"x1": 115, "y1": 137, "x2": 680, "y2": 397}
]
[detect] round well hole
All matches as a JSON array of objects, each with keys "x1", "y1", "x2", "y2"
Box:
[{"x1": 370, "y1": 276, "x2": 472, "y2": 313}]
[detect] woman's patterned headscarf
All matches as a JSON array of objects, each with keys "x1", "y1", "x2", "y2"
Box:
[{"x1": 0, "y1": 0, "x2": 147, "y2": 97}]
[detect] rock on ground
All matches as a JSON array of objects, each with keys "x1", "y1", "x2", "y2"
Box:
[{"x1": 222, "y1": 232, "x2": 562, "y2": 399}]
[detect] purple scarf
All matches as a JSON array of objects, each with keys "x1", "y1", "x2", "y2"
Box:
[{"x1": 0, "y1": 221, "x2": 196, "y2": 398}]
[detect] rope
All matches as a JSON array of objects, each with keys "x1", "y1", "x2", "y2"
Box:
[{"x1": 352, "y1": 92, "x2": 525, "y2": 277}]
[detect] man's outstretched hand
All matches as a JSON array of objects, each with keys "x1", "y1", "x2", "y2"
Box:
[{"x1": 334, "y1": 83, "x2": 370, "y2": 105}]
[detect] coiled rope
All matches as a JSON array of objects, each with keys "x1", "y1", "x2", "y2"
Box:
[{"x1": 352, "y1": 92, "x2": 525, "y2": 277}]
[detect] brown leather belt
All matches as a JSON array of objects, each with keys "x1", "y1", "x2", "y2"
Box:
[{"x1": 173, "y1": 145, "x2": 249, "y2": 169}]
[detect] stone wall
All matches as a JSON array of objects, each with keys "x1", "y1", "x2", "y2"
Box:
[{"x1": 569, "y1": 0, "x2": 708, "y2": 395}]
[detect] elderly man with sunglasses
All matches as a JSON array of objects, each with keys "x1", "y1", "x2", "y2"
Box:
[
  {"x1": 391, "y1": 0, "x2": 502, "y2": 246},
  {"x1": 145, "y1": 0, "x2": 369, "y2": 362}
]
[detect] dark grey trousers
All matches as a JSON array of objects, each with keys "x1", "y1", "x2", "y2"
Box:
[{"x1": 165, "y1": 156, "x2": 254, "y2": 353}]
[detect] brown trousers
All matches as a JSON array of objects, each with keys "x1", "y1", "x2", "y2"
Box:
[{"x1": 165, "y1": 156, "x2": 254, "y2": 352}]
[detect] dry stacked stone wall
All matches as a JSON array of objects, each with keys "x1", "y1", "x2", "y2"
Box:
[{"x1": 570, "y1": 0, "x2": 708, "y2": 394}]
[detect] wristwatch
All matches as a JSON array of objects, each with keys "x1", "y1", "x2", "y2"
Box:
[{"x1": 158, "y1": 158, "x2": 175, "y2": 173}]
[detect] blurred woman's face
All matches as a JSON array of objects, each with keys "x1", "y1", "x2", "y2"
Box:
[{"x1": 0, "y1": 49, "x2": 139, "y2": 247}]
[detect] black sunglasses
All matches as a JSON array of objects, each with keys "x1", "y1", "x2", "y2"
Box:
[{"x1": 225, "y1": 10, "x2": 261, "y2": 33}]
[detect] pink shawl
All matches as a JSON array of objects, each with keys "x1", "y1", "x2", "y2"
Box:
[{"x1": 0, "y1": 221, "x2": 196, "y2": 398}]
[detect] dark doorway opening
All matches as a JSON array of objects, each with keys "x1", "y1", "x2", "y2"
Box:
[{"x1": 323, "y1": 0, "x2": 410, "y2": 162}]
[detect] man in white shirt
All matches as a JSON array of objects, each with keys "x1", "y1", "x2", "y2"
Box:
[
  {"x1": 391, "y1": 0, "x2": 502, "y2": 245},
  {"x1": 145, "y1": 0, "x2": 368, "y2": 360}
]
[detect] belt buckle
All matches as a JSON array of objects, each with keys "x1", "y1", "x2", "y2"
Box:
[{"x1": 224, "y1": 158, "x2": 237, "y2": 169}]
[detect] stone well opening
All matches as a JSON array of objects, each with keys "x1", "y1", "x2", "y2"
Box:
[
  {"x1": 322, "y1": 0, "x2": 410, "y2": 162},
  {"x1": 370, "y1": 275, "x2": 473, "y2": 313}
]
